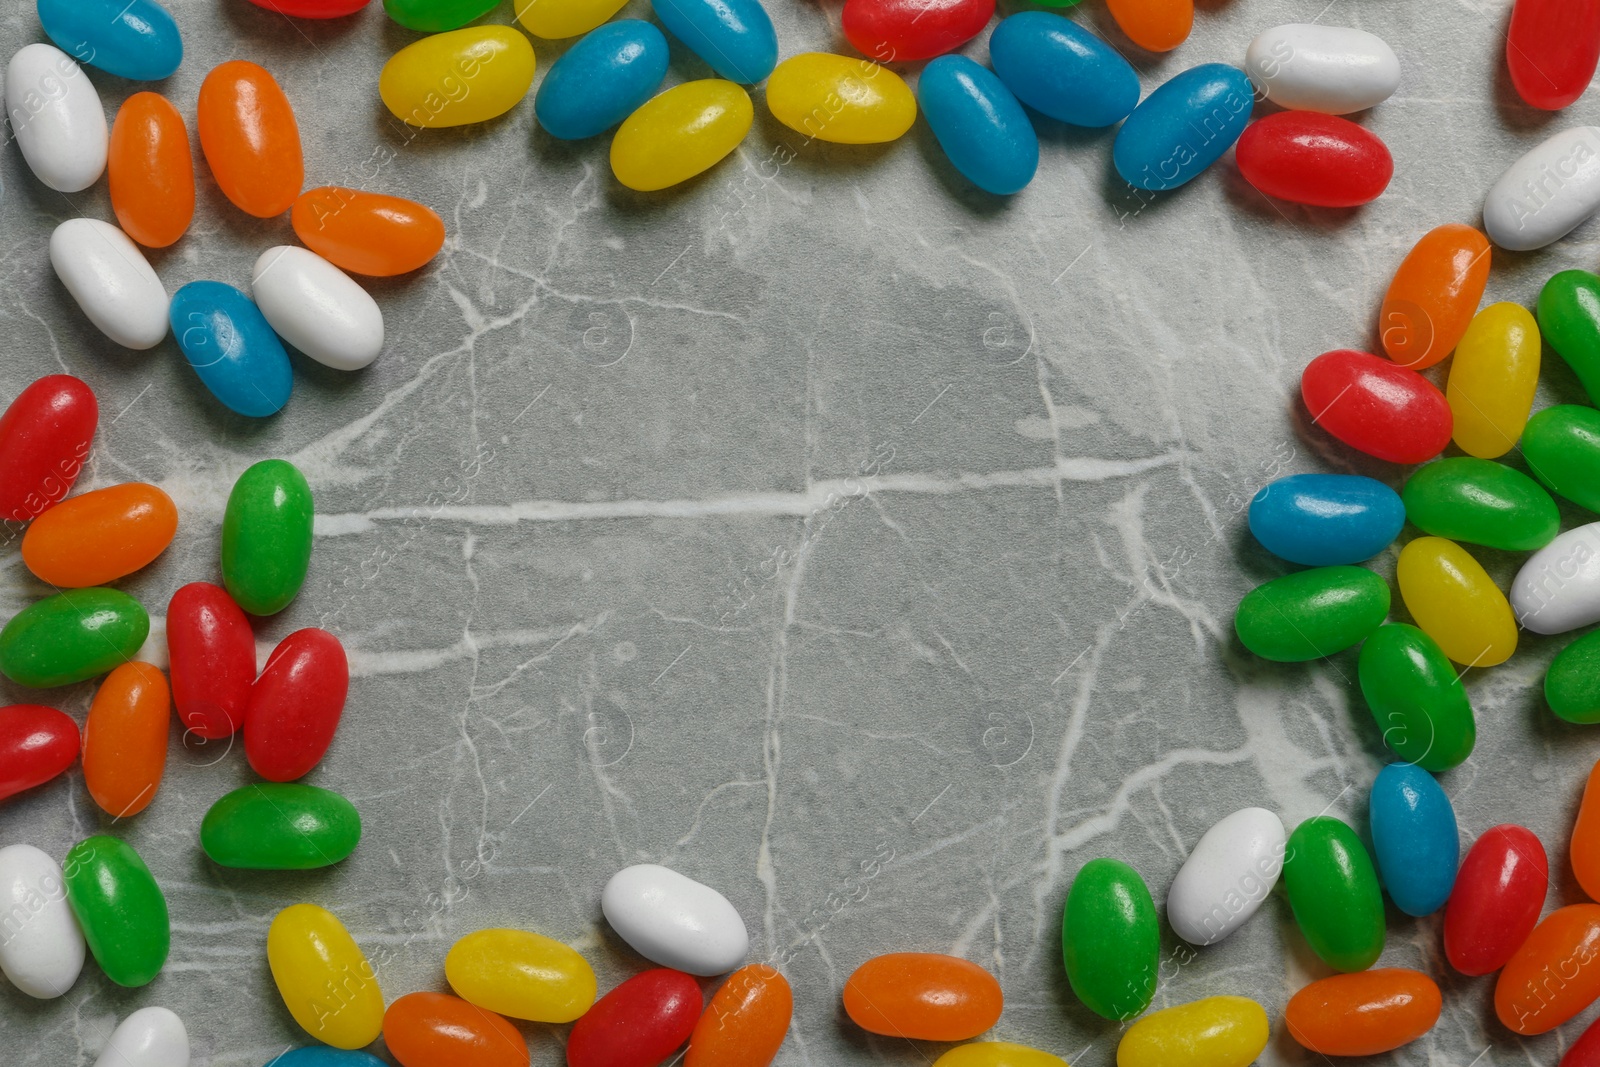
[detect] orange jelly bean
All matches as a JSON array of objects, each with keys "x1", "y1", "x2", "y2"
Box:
[
  {"x1": 1495, "y1": 903, "x2": 1600, "y2": 1034},
  {"x1": 687, "y1": 964, "x2": 792, "y2": 1067},
  {"x1": 1105, "y1": 0, "x2": 1193, "y2": 52},
  {"x1": 291, "y1": 187, "x2": 446, "y2": 276},
  {"x1": 197, "y1": 61, "x2": 304, "y2": 218},
  {"x1": 21, "y1": 483, "x2": 177, "y2": 588},
  {"x1": 384, "y1": 991, "x2": 527, "y2": 1067},
  {"x1": 108, "y1": 93, "x2": 194, "y2": 249},
  {"x1": 1284, "y1": 968, "x2": 1441, "y2": 1056},
  {"x1": 1572, "y1": 758, "x2": 1600, "y2": 903},
  {"x1": 82, "y1": 662, "x2": 170, "y2": 818},
  {"x1": 1379, "y1": 223, "x2": 1492, "y2": 370},
  {"x1": 843, "y1": 953, "x2": 1002, "y2": 1041}
]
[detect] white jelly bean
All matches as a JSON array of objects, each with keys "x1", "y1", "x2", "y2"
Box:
[
  {"x1": 1512, "y1": 522, "x2": 1600, "y2": 634},
  {"x1": 251, "y1": 246, "x2": 384, "y2": 371},
  {"x1": 0, "y1": 843, "x2": 85, "y2": 999},
  {"x1": 1166, "y1": 807, "x2": 1286, "y2": 946},
  {"x1": 1244, "y1": 24, "x2": 1400, "y2": 115},
  {"x1": 1484, "y1": 126, "x2": 1600, "y2": 251},
  {"x1": 601, "y1": 863, "x2": 749, "y2": 975},
  {"x1": 5, "y1": 43, "x2": 107, "y2": 192},
  {"x1": 49, "y1": 218, "x2": 169, "y2": 350},
  {"x1": 93, "y1": 1007, "x2": 189, "y2": 1067}
]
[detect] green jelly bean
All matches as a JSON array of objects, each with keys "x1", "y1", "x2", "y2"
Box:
[
  {"x1": 63, "y1": 835, "x2": 169, "y2": 987},
  {"x1": 222, "y1": 458, "x2": 314, "y2": 616},
  {"x1": 1357, "y1": 624, "x2": 1476, "y2": 770},
  {"x1": 1523, "y1": 405, "x2": 1600, "y2": 513},
  {"x1": 201, "y1": 783, "x2": 362, "y2": 869},
  {"x1": 383, "y1": 0, "x2": 500, "y2": 30},
  {"x1": 1234, "y1": 566, "x2": 1389, "y2": 662},
  {"x1": 1401, "y1": 458, "x2": 1558, "y2": 551},
  {"x1": 1537, "y1": 270, "x2": 1600, "y2": 404},
  {"x1": 0, "y1": 588, "x2": 150, "y2": 687},
  {"x1": 1061, "y1": 858, "x2": 1159, "y2": 1021},
  {"x1": 1547, "y1": 630, "x2": 1600, "y2": 724},
  {"x1": 1283, "y1": 817, "x2": 1384, "y2": 973}
]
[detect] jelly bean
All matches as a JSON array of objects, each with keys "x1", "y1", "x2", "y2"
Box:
[
  {"x1": 1507, "y1": 0, "x2": 1600, "y2": 110},
  {"x1": 63, "y1": 835, "x2": 169, "y2": 987},
  {"x1": 1445, "y1": 825, "x2": 1547, "y2": 975},
  {"x1": 1576, "y1": 758, "x2": 1600, "y2": 897},
  {"x1": 1116, "y1": 996, "x2": 1268, "y2": 1067},
  {"x1": 611, "y1": 81, "x2": 752, "y2": 192},
  {"x1": 988, "y1": 14, "x2": 1138, "y2": 128},
  {"x1": 384, "y1": 0, "x2": 499, "y2": 31},
  {"x1": 1284, "y1": 969, "x2": 1440, "y2": 1055},
  {"x1": 48, "y1": 219, "x2": 169, "y2": 350},
  {"x1": 1514, "y1": 523, "x2": 1600, "y2": 634},
  {"x1": 1550, "y1": 630, "x2": 1600, "y2": 723},
  {"x1": 1396, "y1": 536, "x2": 1516, "y2": 666},
  {"x1": 515, "y1": 0, "x2": 628, "y2": 38},
  {"x1": 93, "y1": 1007, "x2": 189, "y2": 1067},
  {"x1": 252, "y1": 247, "x2": 384, "y2": 371},
  {"x1": 222, "y1": 458, "x2": 314, "y2": 615},
  {"x1": 917, "y1": 56, "x2": 1038, "y2": 196},
  {"x1": 266, "y1": 1051, "x2": 388, "y2": 1067},
  {"x1": 1248, "y1": 474, "x2": 1403, "y2": 567},
  {"x1": 0, "y1": 375, "x2": 95, "y2": 522},
  {"x1": 244, "y1": 0, "x2": 372, "y2": 16},
  {"x1": 1495, "y1": 904, "x2": 1600, "y2": 1033},
  {"x1": 1233, "y1": 566, "x2": 1388, "y2": 663},
  {"x1": 535, "y1": 21, "x2": 669, "y2": 141},
  {"x1": 198, "y1": 62, "x2": 303, "y2": 218},
  {"x1": 0, "y1": 844, "x2": 85, "y2": 998},
  {"x1": 1379, "y1": 223, "x2": 1490, "y2": 369},
  {"x1": 170, "y1": 282, "x2": 293, "y2": 418},
  {"x1": 1112, "y1": 64, "x2": 1252, "y2": 191},
  {"x1": 1283, "y1": 816, "x2": 1384, "y2": 972},
  {"x1": 931, "y1": 1044, "x2": 1066, "y2": 1067},
  {"x1": 1484, "y1": 126, "x2": 1600, "y2": 250},
  {"x1": 1061, "y1": 858, "x2": 1158, "y2": 1020},
  {"x1": 82, "y1": 663, "x2": 169, "y2": 819},
  {"x1": 1570, "y1": 1019, "x2": 1600, "y2": 1067},
  {"x1": 653, "y1": 0, "x2": 775, "y2": 84},
  {"x1": 167, "y1": 582, "x2": 255, "y2": 739},
  {"x1": 0, "y1": 705, "x2": 78, "y2": 803},
  {"x1": 1166, "y1": 807, "x2": 1285, "y2": 946},
  {"x1": 602, "y1": 863, "x2": 748, "y2": 974},
  {"x1": 841, "y1": 0, "x2": 993, "y2": 63},
  {"x1": 685, "y1": 964, "x2": 791, "y2": 1067},
  {"x1": 247, "y1": 629, "x2": 349, "y2": 782},
  {"x1": 1445, "y1": 303, "x2": 1539, "y2": 457},
  {"x1": 37, "y1": 0, "x2": 182, "y2": 82},
  {"x1": 1106, "y1": 0, "x2": 1190, "y2": 52},
  {"x1": 1300, "y1": 349, "x2": 1453, "y2": 462},
  {"x1": 1525, "y1": 405, "x2": 1600, "y2": 511},
  {"x1": 1369, "y1": 763, "x2": 1458, "y2": 915},
  {"x1": 1402, "y1": 458, "x2": 1558, "y2": 551},
  {"x1": 1236, "y1": 111, "x2": 1392, "y2": 206},
  {"x1": 380, "y1": 27, "x2": 536, "y2": 128},
  {"x1": 843, "y1": 953, "x2": 1002, "y2": 1040},
  {"x1": 0, "y1": 589, "x2": 149, "y2": 688},
  {"x1": 109, "y1": 93, "x2": 194, "y2": 249},
  {"x1": 267, "y1": 903, "x2": 383, "y2": 1049},
  {"x1": 22, "y1": 483, "x2": 177, "y2": 587},
  {"x1": 201, "y1": 783, "x2": 361, "y2": 869},
  {"x1": 384, "y1": 991, "x2": 527, "y2": 1067},
  {"x1": 5, "y1": 45, "x2": 107, "y2": 192},
  {"x1": 292, "y1": 188, "x2": 446, "y2": 277},
  {"x1": 1357, "y1": 625, "x2": 1475, "y2": 771},
  {"x1": 1244, "y1": 25, "x2": 1400, "y2": 115},
  {"x1": 567, "y1": 968, "x2": 700, "y2": 1067},
  {"x1": 1541, "y1": 269, "x2": 1600, "y2": 404},
  {"x1": 765, "y1": 54, "x2": 915, "y2": 144},
  {"x1": 445, "y1": 928, "x2": 597, "y2": 1023}
]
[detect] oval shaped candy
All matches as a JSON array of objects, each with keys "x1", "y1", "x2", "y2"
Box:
[
  {"x1": 1247, "y1": 473, "x2": 1403, "y2": 566},
  {"x1": 1403, "y1": 458, "x2": 1558, "y2": 551},
  {"x1": 93, "y1": 1007, "x2": 188, "y2": 1067},
  {"x1": 602, "y1": 863, "x2": 748, "y2": 975},
  {"x1": 198, "y1": 61, "x2": 303, "y2": 218},
  {"x1": 22, "y1": 482, "x2": 177, "y2": 587},
  {"x1": 63, "y1": 835, "x2": 168, "y2": 987},
  {"x1": 535, "y1": 21, "x2": 669, "y2": 140},
  {"x1": 222, "y1": 458, "x2": 314, "y2": 615},
  {"x1": 988, "y1": 13, "x2": 1138, "y2": 128},
  {"x1": 108, "y1": 93, "x2": 194, "y2": 249},
  {"x1": 83, "y1": 662, "x2": 169, "y2": 819},
  {"x1": 1484, "y1": 126, "x2": 1600, "y2": 250},
  {"x1": 931, "y1": 1045, "x2": 1066, "y2": 1067},
  {"x1": 1285, "y1": 969, "x2": 1441, "y2": 1055},
  {"x1": 1573, "y1": 759, "x2": 1600, "y2": 901},
  {"x1": 385, "y1": 991, "x2": 526, "y2": 1067},
  {"x1": 1539, "y1": 269, "x2": 1600, "y2": 404},
  {"x1": 1113, "y1": 64, "x2": 1252, "y2": 191},
  {"x1": 0, "y1": 588, "x2": 149, "y2": 688},
  {"x1": 1514, "y1": 523, "x2": 1600, "y2": 634},
  {"x1": 380, "y1": 27, "x2": 535, "y2": 128},
  {"x1": 1446, "y1": 302, "x2": 1540, "y2": 457},
  {"x1": 0, "y1": 374, "x2": 96, "y2": 522},
  {"x1": 1357, "y1": 624, "x2": 1476, "y2": 771},
  {"x1": 567, "y1": 968, "x2": 700, "y2": 1067},
  {"x1": 246, "y1": 628, "x2": 349, "y2": 782},
  {"x1": 841, "y1": 0, "x2": 993, "y2": 63},
  {"x1": 167, "y1": 582, "x2": 255, "y2": 739},
  {"x1": 1106, "y1": 0, "x2": 1191, "y2": 52},
  {"x1": 1549, "y1": 629, "x2": 1600, "y2": 723},
  {"x1": 918, "y1": 55, "x2": 1038, "y2": 196},
  {"x1": 1283, "y1": 816, "x2": 1384, "y2": 972},
  {"x1": 0, "y1": 844, "x2": 85, "y2": 998},
  {"x1": 1369, "y1": 763, "x2": 1458, "y2": 916},
  {"x1": 765, "y1": 54, "x2": 916, "y2": 144},
  {"x1": 1166, "y1": 807, "x2": 1285, "y2": 946},
  {"x1": 49, "y1": 219, "x2": 168, "y2": 350},
  {"x1": 1301, "y1": 349, "x2": 1452, "y2": 462},
  {"x1": 1496, "y1": 904, "x2": 1600, "y2": 1033},
  {"x1": 268, "y1": 904, "x2": 383, "y2": 1049},
  {"x1": 1380, "y1": 223, "x2": 1491, "y2": 369},
  {"x1": 202, "y1": 783, "x2": 361, "y2": 869},
  {"x1": 1397, "y1": 536, "x2": 1516, "y2": 667},
  {"x1": 1445, "y1": 824, "x2": 1547, "y2": 975},
  {"x1": 1234, "y1": 566, "x2": 1389, "y2": 663},
  {"x1": 611, "y1": 81, "x2": 752, "y2": 192},
  {"x1": 292, "y1": 188, "x2": 446, "y2": 277},
  {"x1": 515, "y1": 0, "x2": 628, "y2": 38},
  {"x1": 0, "y1": 705, "x2": 77, "y2": 802},
  {"x1": 685, "y1": 964, "x2": 791, "y2": 1067},
  {"x1": 1524, "y1": 405, "x2": 1600, "y2": 511},
  {"x1": 1569, "y1": 1019, "x2": 1600, "y2": 1067},
  {"x1": 1507, "y1": 0, "x2": 1600, "y2": 110},
  {"x1": 1244, "y1": 24, "x2": 1400, "y2": 114},
  {"x1": 1116, "y1": 996, "x2": 1268, "y2": 1067},
  {"x1": 1062, "y1": 858, "x2": 1157, "y2": 1020},
  {"x1": 843, "y1": 953, "x2": 1001, "y2": 1040},
  {"x1": 1236, "y1": 111, "x2": 1393, "y2": 207},
  {"x1": 170, "y1": 282, "x2": 293, "y2": 418},
  {"x1": 652, "y1": 0, "x2": 775, "y2": 84},
  {"x1": 384, "y1": 0, "x2": 499, "y2": 31},
  {"x1": 244, "y1": 0, "x2": 372, "y2": 13},
  {"x1": 260, "y1": 1052, "x2": 387, "y2": 1067},
  {"x1": 252, "y1": 247, "x2": 383, "y2": 371},
  {"x1": 5, "y1": 44, "x2": 107, "y2": 192},
  {"x1": 446, "y1": 928, "x2": 597, "y2": 1023},
  {"x1": 37, "y1": 0, "x2": 182, "y2": 81}
]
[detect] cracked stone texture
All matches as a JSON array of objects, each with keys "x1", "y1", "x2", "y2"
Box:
[{"x1": 0, "y1": 0, "x2": 1596, "y2": 1063}]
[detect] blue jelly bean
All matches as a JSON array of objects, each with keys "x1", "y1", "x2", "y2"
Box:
[
  {"x1": 651, "y1": 0, "x2": 777, "y2": 84},
  {"x1": 988, "y1": 13, "x2": 1138, "y2": 128},
  {"x1": 1369, "y1": 763, "x2": 1459, "y2": 917},
  {"x1": 1112, "y1": 63, "x2": 1253, "y2": 191},
  {"x1": 37, "y1": 0, "x2": 183, "y2": 81},
  {"x1": 917, "y1": 56, "x2": 1039, "y2": 196},
  {"x1": 266, "y1": 1050, "x2": 388, "y2": 1067},
  {"x1": 170, "y1": 282, "x2": 292, "y2": 418},
  {"x1": 1248, "y1": 473, "x2": 1404, "y2": 567},
  {"x1": 535, "y1": 21, "x2": 670, "y2": 140}
]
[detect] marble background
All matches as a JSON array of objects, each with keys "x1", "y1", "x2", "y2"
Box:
[{"x1": 0, "y1": 0, "x2": 1595, "y2": 1063}]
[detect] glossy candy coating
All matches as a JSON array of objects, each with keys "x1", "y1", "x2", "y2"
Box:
[
  {"x1": 1379, "y1": 224, "x2": 1491, "y2": 369},
  {"x1": 1247, "y1": 473, "x2": 1403, "y2": 566},
  {"x1": 1235, "y1": 111, "x2": 1393, "y2": 207},
  {"x1": 1113, "y1": 64, "x2": 1252, "y2": 191},
  {"x1": 1444, "y1": 824, "x2": 1547, "y2": 975},
  {"x1": 49, "y1": 219, "x2": 168, "y2": 350},
  {"x1": 1496, "y1": 904, "x2": 1600, "y2": 1033},
  {"x1": 989, "y1": 13, "x2": 1138, "y2": 128},
  {"x1": 1402, "y1": 458, "x2": 1558, "y2": 551},
  {"x1": 567, "y1": 968, "x2": 701, "y2": 1067},
  {"x1": 109, "y1": 93, "x2": 194, "y2": 248},
  {"x1": 1446, "y1": 303, "x2": 1540, "y2": 457},
  {"x1": 384, "y1": 991, "x2": 527, "y2": 1067},
  {"x1": 83, "y1": 662, "x2": 170, "y2": 819},
  {"x1": 293, "y1": 188, "x2": 445, "y2": 277},
  {"x1": 201, "y1": 784, "x2": 361, "y2": 869},
  {"x1": 1301, "y1": 349, "x2": 1453, "y2": 462},
  {"x1": 170, "y1": 282, "x2": 293, "y2": 418},
  {"x1": 22, "y1": 483, "x2": 177, "y2": 587},
  {"x1": 244, "y1": 0, "x2": 373, "y2": 13},
  {"x1": 0, "y1": 375, "x2": 95, "y2": 522},
  {"x1": 37, "y1": 0, "x2": 182, "y2": 81},
  {"x1": 1574, "y1": 759, "x2": 1600, "y2": 900},
  {"x1": 1549, "y1": 630, "x2": 1600, "y2": 723},
  {"x1": 1105, "y1": 0, "x2": 1190, "y2": 53},
  {"x1": 1368, "y1": 763, "x2": 1458, "y2": 915},
  {"x1": 92, "y1": 1008, "x2": 189, "y2": 1067},
  {"x1": 252, "y1": 247, "x2": 384, "y2": 372},
  {"x1": 1283, "y1": 817, "x2": 1384, "y2": 972},
  {"x1": 765, "y1": 54, "x2": 915, "y2": 145},
  {"x1": 1484, "y1": 127, "x2": 1600, "y2": 250},
  {"x1": 1234, "y1": 566, "x2": 1389, "y2": 662},
  {"x1": 917, "y1": 56, "x2": 1038, "y2": 196},
  {"x1": 516, "y1": 0, "x2": 629, "y2": 38},
  {"x1": 1569, "y1": 1019, "x2": 1600, "y2": 1067},
  {"x1": 1514, "y1": 523, "x2": 1600, "y2": 634},
  {"x1": 1166, "y1": 807, "x2": 1285, "y2": 946},
  {"x1": 6, "y1": 45, "x2": 107, "y2": 192},
  {"x1": 198, "y1": 62, "x2": 303, "y2": 218},
  {"x1": 602, "y1": 863, "x2": 748, "y2": 975},
  {"x1": 611, "y1": 81, "x2": 752, "y2": 191},
  {"x1": 384, "y1": 0, "x2": 499, "y2": 31},
  {"x1": 652, "y1": 0, "x2": 776, "y2": 84},
  {"x1": 843, "y1": 953, "x2": 1002, "y2": 1040},
  {"x1": 1244, "y1": 24, "x2": 1400, "y2": 114},
  {"x1": 1396, "y1": 536, "x2": 1516, "y2": 667},
  {"x1": 1062, "y1": 858, "x2": 1158, "y2": 1020},
  {"x1": 1115, "y1": 996, "x2": 1268, "y2": 1067},
  {"x1": 0, "y1": 844, "x2": 85, "y2": 998},
  {"x1": 535, "y1": 21, "x2": 669, "y2": 141},
  {"x1": 1506, "y1": 0, "x2": 1600, "y2": 110},
  {"x1": 0, "y1": 589, "x2": 149, "y2": 688},
  {"x1": 265, "y1": 1052, "x2": 387, "y2": 1067},
  {"x1": 686, "y1": 964, "x2": 791, "y2": 1067},
  {"x1": 445, "y1": 928, "x2": 598, "y2": 1022},
  {"x1": 841, "y1": 0, "x2": 993, "y2": 63},
  {"x1": 1541, "y1": 270, "x2": 1600, "y2": 403},
  {"x1": 246, "y1": 629, "x2": 349, "y2": 782},
  {"x1": 1357, "y1": 625, "x2": 1476, "y2": 771},
  {"x1": 222, "y1": 459, "x2": 314, "y2": 616},
  {"x1": 166, "y1": 582, "x2": 255, "y2": 739},
  {"x1": 63, "y1": 835, "x2": 169, "y2": 987},
  {"x1": 380, "y1": 27, "x2": 536, "y2": 128},
  {"x1": 1525, "y1": 405, "x2": 1600, "y2": 511},
  {"x1": 933, "y1": 1044, "x2": 1066, "y2": 1067},
  {"x1": 0, "y1": 705, "x2": 78, "y2": 802},
  {"x1": 267, "y1": 904, "x2": 383, "y2": 1049},
  {"x1": 1284, "y1": 969, "x2": 1441, "y2": 1056}
]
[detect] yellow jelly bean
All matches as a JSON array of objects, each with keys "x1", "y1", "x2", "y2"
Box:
[
  {"x1": 379, "y1": 26, "x2": 536, "y2": 129},
  {"x1": 444, "y1": 927, "x2": 597, "y2": 1023},
  {"x1": 266, "y1": 903, "x2": 384, "y2": 1050},
  {"x1": 1115, "y1": 995, "x2": 1269, "y2": 1067},
  {"x1": 1447, "y1": 302, "x2": 1540, "y2": 458},
  {"x1": 1396, "y1": 536, "x2": 1517, "y2": 667},
  {"x1": 515, "y1": 0, "x2": 628, "y2": 39},
  {"x1": 766, "y1": 53, "x2": 917, "y2": 145},
  {"x1": 933, "y1": 1041, "x2": 1070, "y2": 1067},
  {"x1": 610, "y1": 80, "x2": 752, "y2": 192}
]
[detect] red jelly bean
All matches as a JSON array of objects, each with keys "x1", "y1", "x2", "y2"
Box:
[
  {"x1": 242, "y1": 0, "x2": 372, "y2": 15},
  {"x1": 0, "y1": 375, "x2": 97, "y2": 522},
  {"x1": 1568, "y1": 1014, "x2": 1600, "y2": 1066},
  {"x1": 167, "y1": 582, "x2": 257, "y2": 741},
  {"x1": 384, "y1": 991, "x2": 527, "y2": 1067},
  {"x1": 1506, "y1": 0, "x2": 1600, "y2": 111},
  {"x1": 1235, "y1": 112, "x2": 1393, "y2": 207},
  {"x1": 1444, "y1": 824, "x2": 1547, "y2": 976},
  {"x1": 1300, "y1": 349, "x2": 1453, "y2": 464},
  {"x1": 841, "y1": 0, "x2": 994, "y2": 63},
  {"x1": 245, "y1": 629, "x2": 348, "y2": 781},
  {"x1": 568, "y1": 969, "x2": 702, "y2": 1067},
  {"x1": 0, "y1": 704, "x2": 79, "y2": 802}
]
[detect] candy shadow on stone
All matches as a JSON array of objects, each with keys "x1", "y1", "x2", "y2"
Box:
[
  {"x1": 1219, "y1": 164, "x2": 1374, "y2": 233},
  {"x1": 909, "y1": 122, "x2": 1020, "y2": 216}
]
